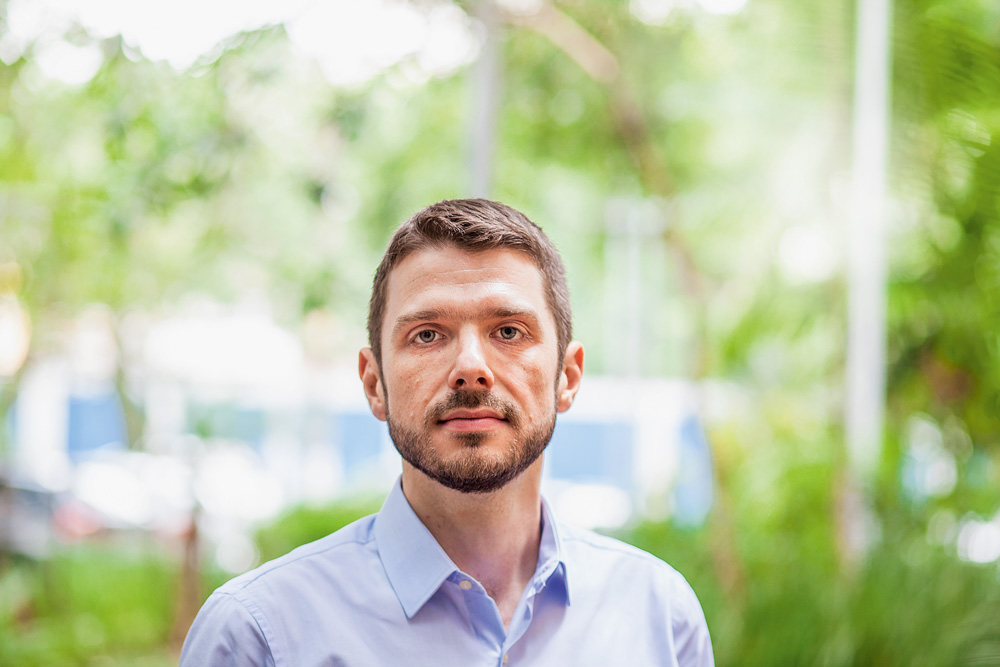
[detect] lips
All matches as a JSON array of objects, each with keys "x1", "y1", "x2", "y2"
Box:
[
  {"x1": 439, "y1": 409, "x2": 504, "y2": 422},
  {"x1": 427, "y1": 391, "x2": 522, "y2": 432},
  {"x1": 438, "y1": 408, "x2": 506, "y2": 432}
]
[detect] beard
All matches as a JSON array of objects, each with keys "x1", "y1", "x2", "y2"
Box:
[{"x1": 386, "y1": 388, "x2": 557, "y2": 494}]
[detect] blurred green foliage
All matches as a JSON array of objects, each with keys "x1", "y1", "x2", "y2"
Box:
[
  {"x1": 626, "y1": 516, "x2": 1000, "y2": 666},
  {"x1": 0, "y1": 546, "x2": 225, "y2": 666},
  {"x1": 1, "y1": 0, "x2": 999, "y2": 664}
]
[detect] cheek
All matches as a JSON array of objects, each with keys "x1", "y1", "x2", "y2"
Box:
[
  {"x1": 386, "y1": 359, "x2": 441, "y2": 418},
  {"x1": 509, "y1": 352, "x2": 560, "y2": 413}
]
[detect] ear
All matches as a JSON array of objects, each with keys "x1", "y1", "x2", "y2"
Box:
[
  {"x1": 359, "y1": 348, "x2": 387, "y2": 421},
  {"x1": 556, "y1": 341, "x2": 584, "y2": 413}
]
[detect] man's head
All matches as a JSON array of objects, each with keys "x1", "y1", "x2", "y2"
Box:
[
  {"x1": 367, "y1": 199, "x2": 573, "y2": 368},
  {"x1": 359, "y1": 199, "x2": 584, "y2": 495}
]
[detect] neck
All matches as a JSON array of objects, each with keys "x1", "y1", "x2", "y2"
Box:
[{"x1": 401, "y1": 459, "x2": 544, "y2": 629}]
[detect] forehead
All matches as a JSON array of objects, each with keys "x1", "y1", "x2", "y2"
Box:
[{"x1": 383, "y1": 245, "x2": 551, "y2": 327}]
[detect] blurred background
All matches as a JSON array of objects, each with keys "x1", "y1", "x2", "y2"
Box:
[{"x1": 1, "y1": 0, "x2": 999, "y2": 664}]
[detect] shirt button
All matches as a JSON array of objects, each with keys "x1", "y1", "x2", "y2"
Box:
[
  {"x1": 459, "y1": 580, "x2": 472, "y2": 591},
  {"x1": 503, "y1": 654, "x2": 509, "y2": 664}
]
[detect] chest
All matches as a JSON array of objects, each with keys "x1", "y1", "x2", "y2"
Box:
[{"x1": 265, "y1": 583, "x2": 678, "y2": 667}]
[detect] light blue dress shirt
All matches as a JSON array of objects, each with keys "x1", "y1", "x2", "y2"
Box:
[{"x1": 181, "y1": 478, "x2": 714, "y2": 666}]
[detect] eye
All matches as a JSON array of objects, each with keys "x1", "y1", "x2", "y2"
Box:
[
  {"x1": 415, "y1": 329, "x2": 439, "y2": 344},
  {"x1": 497, "y1": 325, "x2": 522, "y2": 341}
]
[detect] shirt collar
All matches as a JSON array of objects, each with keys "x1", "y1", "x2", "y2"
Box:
[
  {"x1": 374, "y1": 477, "x2": 571, "y2": 618},
  {"x1": 374, "y1": 478, "x2": 459, "y2": 619},
  {"x1": 538, "y1": 494, "x2": 572, "y2": 605}
]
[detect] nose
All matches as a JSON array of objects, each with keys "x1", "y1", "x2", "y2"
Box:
[{"x1": 448, "y1": 329, "x2": 495, "y2": 390}]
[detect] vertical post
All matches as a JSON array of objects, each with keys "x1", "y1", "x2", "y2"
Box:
[
  {"x1": 468, "y1": 0, "x2": 502, "y2": 198},
  {"x1": 604, "y1": 199, "x2": 667, "y2": 377},
  {"x1": 624, "y1": 209, "x2": 642, "y2": 378},
  {"x1": 847, "y1": 0, "x2": 892, "y2": 477}
]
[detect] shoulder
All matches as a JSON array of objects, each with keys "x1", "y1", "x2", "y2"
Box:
[
  {"x1": 217, "y1": 512, "x2": 379, "y2": 598},
  {"x1": 181, "y1": 514, "x2": 380, "y2": 666},
  {"x1": 559, "y1": 521, "x2": 682, "y2": 577},
  {"x1": 181, "y1": 589, "x2": 275, "y2": 667},
  {"x1": 559, "y1": 522, "x2": 714, "y2": 662}
]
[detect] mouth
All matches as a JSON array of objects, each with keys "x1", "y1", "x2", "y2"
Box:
[{"x1": 438, "y1": 409, "x2": 506, "y2": 433}]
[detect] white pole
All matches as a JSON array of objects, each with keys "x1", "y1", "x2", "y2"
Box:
[
  {"x1": 847, "y1": 0, "x2": 892, "y2": 477},
  {"x1": 468, "y1": 0, "x2": 502, "y2": 198}
]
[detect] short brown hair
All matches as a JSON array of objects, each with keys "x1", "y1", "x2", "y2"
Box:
[{"x1": 367, "y1": 199, "x2": 572, "y2": 366}]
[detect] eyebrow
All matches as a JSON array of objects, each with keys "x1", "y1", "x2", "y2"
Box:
[{"x1": 390, "y1": 305, "x2": 542, "y2": 338}]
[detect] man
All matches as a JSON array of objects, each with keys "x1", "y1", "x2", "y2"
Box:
[{"x1": 181, "y1": 199, "x2": 714, "y2": 666}]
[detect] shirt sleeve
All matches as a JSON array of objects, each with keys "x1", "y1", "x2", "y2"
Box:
[
  {"x1": 180, "y1": 591, "x2": 276, "y2": 667},
  {"x1": 671, "y1": 575, "x2": 715, "y2": 667}
]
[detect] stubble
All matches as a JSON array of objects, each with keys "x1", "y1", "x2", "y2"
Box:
[{"x1": 386, "y1": 389, "x2": 557, "y2": 494}]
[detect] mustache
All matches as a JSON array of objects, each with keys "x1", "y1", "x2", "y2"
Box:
[{"x1": 427, "y1": 390, "x2": 522, "y2": 428}]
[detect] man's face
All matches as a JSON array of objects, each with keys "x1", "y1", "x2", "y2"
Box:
[{"x1": 359, "y1": 245, "x2": 581, "y2": 493}]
